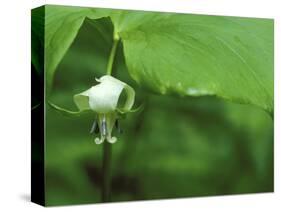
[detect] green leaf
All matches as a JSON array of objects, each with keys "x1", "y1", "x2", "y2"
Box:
[
  {"x1": 48, "y1": 101, "x2": 94, "y2": 118},
  {"x1": 110, "y1": 11, "x2": 274, "y2": 115},
  {"x1": 117, "y1": 103, "x2": 144, "y2": 114},
  {"x1": 31, "y1": 6, "x2": 44, "y2": 75},
  {"x1": 44, "y1": 5, "x2": 110, "y2": 92},
  {"x1": 40, "y1": 6, "x2": 273, "y2": 115}
]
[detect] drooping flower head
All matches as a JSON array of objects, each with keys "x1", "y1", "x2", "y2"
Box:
[{"x1": 73, "y1": 75, "x2": 135, "y2": 144}]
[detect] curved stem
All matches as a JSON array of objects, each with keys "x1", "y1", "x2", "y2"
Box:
[
  {"x1": 106, "y1": 38, "x2": 119, "y2": 75},
  {"x1": 102, "y1": 37, "x2": 120, "y2": 202}
]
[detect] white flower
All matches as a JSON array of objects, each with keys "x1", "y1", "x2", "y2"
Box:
[{"x1": 73, "y1": 75, "x2": 135, "y2": 144}]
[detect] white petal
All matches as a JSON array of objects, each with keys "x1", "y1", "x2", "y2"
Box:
[
  {"x1": 95, "y1": 137, "x2": 104, "y2": 144},
  {"x1": 107, "y1": 136, "x2": 117, "y2": 143},
  {"x1": 73, "y1": 89, "x2": 91, "y2": 111},
  {"x1": 88, "y1": 79, "x2": 124, "y2": 113},
  {"x1": 73, "y1": 75, "x2": 135, "y2": 114}
]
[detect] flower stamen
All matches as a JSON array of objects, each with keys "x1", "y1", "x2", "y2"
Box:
[
  {"x1": 90, "y1": 120, "x2": 98, "y2": 134},
  {"x1": 115, "y1": 120, "x2": 123, "y2": 134},
  {"x1": 101, "y1": 115, "x2": 107, "y2": 137}
]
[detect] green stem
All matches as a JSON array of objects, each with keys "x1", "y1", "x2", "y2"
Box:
[
  {"x1": 102, "y1": 37, "x2": 120, "y2": 202},
  {"x1": 106, "y1": 38, "x2": 119, "y2": 75},
  {"x1": 102, "y1": 141, "x2": 112, "y2": 202}
]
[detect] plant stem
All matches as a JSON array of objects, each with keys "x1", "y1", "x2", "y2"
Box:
[
  {"x1": 102, "y1": 37, "x2": 120, "y2": 202},
  {"x1": 102, "y1": 141, "x2": 112, "y2": 202},
  {"x1": 106, "y1": 38, "x2": 119, "y2": 75}
]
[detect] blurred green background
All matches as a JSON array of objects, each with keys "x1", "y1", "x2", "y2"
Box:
[{"x1": 45, "y1": 17, "x2": 273, "y2": 206}]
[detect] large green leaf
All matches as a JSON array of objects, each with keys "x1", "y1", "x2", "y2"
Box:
[
  {"x1": 44, "y1": 5, "x2": 109, "y2": 91},
  {"x1": 109, "y1": 11, "x2": 274, "y2": 115},
  {"x1": 37, "y1": 6, "x2": 273, "y2": 115},
  {"x1": 31, "y1": 6, "x2": 44, "y2": 75}
]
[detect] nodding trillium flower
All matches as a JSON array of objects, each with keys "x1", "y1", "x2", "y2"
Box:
[
  {"x1": 49, "y1": 75, "x2": 139, "y2": 144},
  {"x1": 72, "y1": 75, "x2": 135, "y2": 144}
]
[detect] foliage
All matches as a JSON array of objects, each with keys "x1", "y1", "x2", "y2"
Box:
[
  {"x1": 32, "y1": 5, "x2": 273, "y2": 114},
  {"x1": 31, "y1": 5, "x2": 274, "y2": 205}
]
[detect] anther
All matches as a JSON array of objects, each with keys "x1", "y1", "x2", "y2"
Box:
[
  {"x1": 115, "y1": 119, "x2": 123, "y2": 134},
  {"x1": 90, "y1": 120, "x2": 97, "y2": 134},
  {"x1": 101, "y1": 115, "x2": 107, "y2": 136}
]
